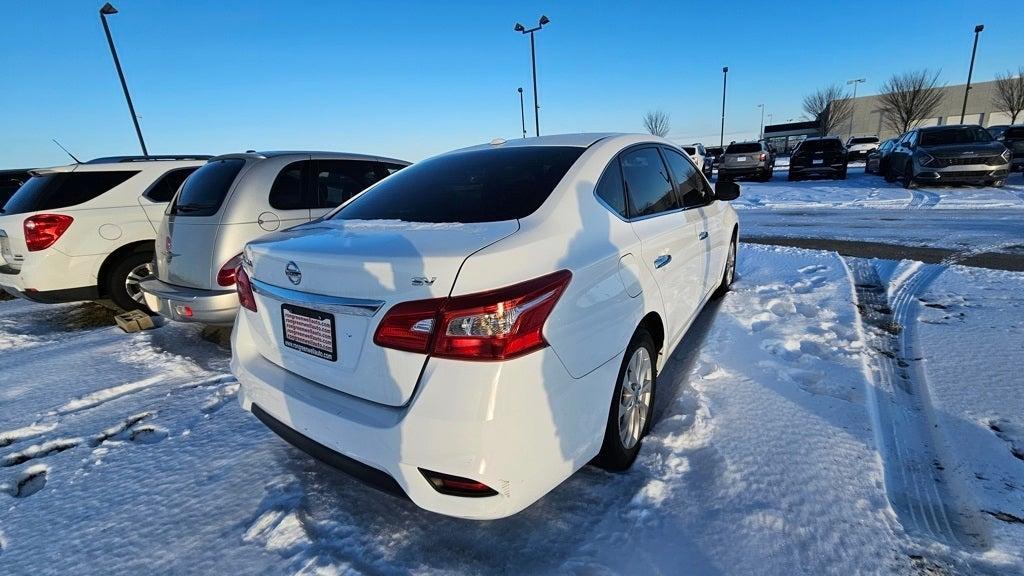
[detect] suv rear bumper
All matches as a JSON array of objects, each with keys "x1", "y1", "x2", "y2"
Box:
[
  {"x1": 140, "y1": 277, "x2": 238, "y2": 324},
  {"x1": 0, "y1": 249, "x2": 103, "y2": 304},
  {"x1": 1, "y1": 284, "x2": 99, "y2": 304},
  {"x1": 718, "y1": 165, "x2": 768, "y2": 178}
]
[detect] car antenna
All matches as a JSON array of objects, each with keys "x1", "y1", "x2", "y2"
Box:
[{"x1": 52, "y1": 138, "x2": 82, "y2": 164}]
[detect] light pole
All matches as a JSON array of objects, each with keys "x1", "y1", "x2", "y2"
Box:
[
  {"x1": 517, "y1": 87, "x2": 526, "y2": 139},
  {"x1": 514, "y1": 15, "x2": 549, "y2": 137},
  {"x1": 99, "y1": 3, "x2": 148, "y2": 156},
  {"x1": 960, "y1": 24, "x2": 984, "y2": 124},
  {"x1": 846, "y1": 78, "x2": 866, "y2": 138},
  {"x1": 757, "y1": 104, "x2": 764, "y2": 139},
  {"x1": 720, "y1": 66, "x2": 728, "y2": 148},
  {"x1": 767, "y1": 113, "x2": 774, "y2": 126}
]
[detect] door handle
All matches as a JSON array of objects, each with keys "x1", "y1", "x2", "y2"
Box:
[
  {"x1": 698, "y1": 231, "x2": 709, "y2": 241},
  {"x1": 654, "y1": 255, "x2": 672, "y2": 269}
]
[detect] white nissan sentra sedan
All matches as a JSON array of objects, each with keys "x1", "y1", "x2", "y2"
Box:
[{"x1": 230, "y1": 133, "x2": 740, "y2": 519}]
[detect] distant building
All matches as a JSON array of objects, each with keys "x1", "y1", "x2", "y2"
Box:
[{"x1": 845, "y1": 79, "x2": 1012, "y2": 140}]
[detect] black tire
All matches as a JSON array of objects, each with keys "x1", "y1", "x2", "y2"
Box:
[
  {"x1": 901, "y1": 161, "x2": 917, "y2": 189},
  {"x1": 106, "y1": 251, "x2": 155, "y2": 313},
  {"x1": 883, "y1": 163, "x2": 896, "y2": 183},
  {"x1": 713, "y1": 236, "x2": 737, "y2": 299},
  {"x1": 595, "y1": 328, "x2": 657, "y2": 471},
  {"x1": 787, "y1": 172, "x2": 798, "y2": 181},
  {"x1": 760, "y1": 168, "x2": 773, "y2": 182},
  {"x1": 838, "y1": 168, "x2": 848, "y2": 180}
]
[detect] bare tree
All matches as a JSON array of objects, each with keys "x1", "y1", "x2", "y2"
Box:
[
  {"x1": 642, "y1": 110, "x2": 671, "y2": 137},
  {"x1": 802, "y1": 84, "x2": 854, "y2": 136},
  {"x1": 992, "y1": 67, "x2": 1024, "y2": 124},
  {"x1": 877, "y1": 69, "x2": 944, "y2": 135}
]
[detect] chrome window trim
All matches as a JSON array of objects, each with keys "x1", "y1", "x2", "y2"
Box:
[{"x1": 251, "y1": 278, "x2": 385, "y2": 317}]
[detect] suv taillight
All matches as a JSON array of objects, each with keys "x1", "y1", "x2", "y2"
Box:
[
  {"x1": 24, "y1": 214, "x2": 73, "y2": 252},
  {"x1": 236, "y1": 265, "x2": 257, "y2": 312},
  {"x1": 217, "y1": 253, "x2": 243, "y2": 286},
  {"x1": 374, "y1": 270, "x2": 571, "y2": 361},
  {"x1": 759, "y1": 153, "x2": 767, "y2": 161}
]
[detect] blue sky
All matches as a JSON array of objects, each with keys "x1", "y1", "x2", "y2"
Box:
[{"x1": 3, "y1": 1, "x2": 1023, "y2": 168}]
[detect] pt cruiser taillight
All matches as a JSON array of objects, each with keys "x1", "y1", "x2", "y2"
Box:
[
  {"x1": 217, "y1": 253, "x2": 244, "y2": 286},
  {"x1": 374, "y1": 270, "x2": 571, "y2": 361},
  {"x1": 24, "y1": 214, "x2": 73, "y2": 252}
]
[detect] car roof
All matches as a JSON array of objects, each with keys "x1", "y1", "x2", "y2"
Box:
[
  {"x1": 207, "y1": 150, "x2": 410, "y2": 165},
  {"x1": 918, "y1": 124, "x2": 980, "y2": 132},
  {"x1": 455, "y1": 133, "x2": 621, "y2": 153},
  {"x1": 85, "y1": 154, "x2": 212, "y2": 164},
  {"x1": 803, "y1": 136, "x2": 842, "y2": 141}
]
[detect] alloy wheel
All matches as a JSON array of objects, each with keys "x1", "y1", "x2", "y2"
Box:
[
  {"x1": 124, "y1": 262, "x2": 154, "y2": 304},
  {"x1": 617, "y1": 347, "x2": 653, "y2": 450}
]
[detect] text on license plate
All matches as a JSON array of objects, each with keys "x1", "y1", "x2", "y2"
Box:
[
  {"x1": 812, "y1": 159, "x2": 824, "y2": 165},
  {"x1": 737, "y1": 156, "x2": 748, "y2": 161},
  {"x1": 281, "y1": 304, "x2": 337, "y2": 361}
]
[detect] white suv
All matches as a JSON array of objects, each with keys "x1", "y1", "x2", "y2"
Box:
[
  {"x1": 0, "y1": 155, "x2": 209, "y2": 310},
  {"x1": 231, "y1": 134, "x2": 740, "y2": 519}
]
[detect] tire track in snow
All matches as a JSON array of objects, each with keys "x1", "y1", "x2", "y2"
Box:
[
  {"x1": 907, "y1": 189, "x2": 941, "y2": 209},
  {"x1": 845, "y1": 257, "x2": 990, "y2": 551}
]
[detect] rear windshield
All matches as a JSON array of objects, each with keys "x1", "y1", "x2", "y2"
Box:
[
  {"x1": 799, "y1": 139, "x2": 843, "y2": 152},
  {"x1": 725, "y1": 143, "x2": 762, "y2": 154},
  {"x1": 1, "y1": 170, "x2": 139, "y2": 215},
  {"x1": 848, "y1": 137, "x2": 878, "y2": 145},
  {"x1": 681, "y1": 146, "x2": 696, "y2": 155},
  {"x1": 170, "y1": 158, "x2": 245, "y2": 217},
  {"x1": 332, "y1": 146, "x2": 585, "y2": 223},
  {"x1": 706, "y1": 147, "x2": 723, "y2": 156},
  {"x1": 919, "y1": 127, "x2": 993, "y2": 146}
]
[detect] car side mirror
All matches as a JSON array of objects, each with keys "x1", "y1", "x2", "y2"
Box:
[{"x1": 715, "y1": 180, "x2": 740, "y2": 201}]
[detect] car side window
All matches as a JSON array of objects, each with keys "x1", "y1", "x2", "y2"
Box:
[
  {"x1": 382, "y1": 163, "x2": 407, "y2": 175},
  {"x1": 143, "y1": 167, "x2": 198, "y2": 203},
  {"x1": 662, "y1": 148, "x2": 707, "y2": 208},
  {"x1": 314, "y1": 160, "x2": 382, "y2": 208},
  {"x1": 594, "y1": 157, "x2": 627, "y2": 218},
  {"x1": 269, "y1": 161, "x2": 309, "y2": 210},
  {"x1": 620, "y1": 147, "x2": 680, "y2": 218}
]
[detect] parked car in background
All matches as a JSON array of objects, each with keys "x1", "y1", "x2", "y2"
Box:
[
  {"x1": 0, "y1": 169, "x2": 33, "y2": 208},
  {"x1": 681, "y1": 143, "x2": 712, "y2": 178},
  {"x1": 865, "y1": 138, "x2": 898, "y2": 175},
  {"x1": 995, "y1": 125, "x2": 1024, "y2": 172},
  {"x1": 704, "y1": 146, "x2": 723, "y2": 174},
  {"x1": 987, "y1": 125, "x2": 1010, "y2": 140},
  {"x1": 0, "y1": 155, "x2": 208, "y2": 309},
  {"x1": 718, "y1": 141, "x2": 775, "y2": 181},
  {"x1": 141, "y1": 151, "x2": 410, "y2": 325},
  {"x1": 787, "y1": 137, "x2": 849, "y2": 181},
  {"x1": 886, "y1": 125, "x2": 1011, "y2": 188},
  {"x1": 230, "y1": 133, "x2": 741, "y2": 519},
  {"x1": 845, "y1": 136, "x2": 879, "y2": 161}
]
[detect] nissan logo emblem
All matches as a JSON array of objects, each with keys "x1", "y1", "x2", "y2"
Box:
[{"x1": 285, "y1": 261, "x2": 302, "y2": 285}]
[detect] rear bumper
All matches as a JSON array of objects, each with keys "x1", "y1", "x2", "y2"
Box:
[
  {"x1": 0, "y1": 250, "x2": 102, "y2": 304},
  {"x1": 719, "y1": 165, "x2": 767, "y2": 178},
  {"x1": 140, "y1": 277, "x2": 238, "y2": 324},
  {"x1": 0, "y1": 283, "x2": 99, "y2": 304},
  {"x1": 230, "y1": 310, "x2": 616, "y2": 520}
]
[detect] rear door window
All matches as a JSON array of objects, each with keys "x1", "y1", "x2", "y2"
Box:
[
  {"x1": 662, "y1": 148, "x2": 708, "y2": 208},
  {"x1": 333, "y1": 146, "x2": 584, "y2": 223},
  {"x1": 595, "y1": 158, "x2": 627, "y2": 218},
  {"x1": 314, "y1": 160, "x2": 382, "y2": 208},
  {"x1": 269, "y1": 161, "x2": 310, "y2": 210},
  {"x1": 143, "y1": 167, "x2": 199, "y2": 203},
  {"x1": 620, "y1": 147, "x2": 680, "y2": 218},
  {"x1": 1, "y1": 170, "x2": 139, "y2": 215},
  {"x1": 383, "y1": 163, "x2": 407, "y2": 175},
  {"x1": 171, "y1": 158, "x2": 245, "y2": 216}
]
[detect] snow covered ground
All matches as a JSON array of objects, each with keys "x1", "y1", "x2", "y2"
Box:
[
  {"x1": 731, "y1": 169, "x2": 1024, "y2": 252},
  {"x1": 1, "y1": 244, "x2": 1021, "y2": 575}
]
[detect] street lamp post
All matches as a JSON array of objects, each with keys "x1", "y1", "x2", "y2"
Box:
[
  {"x1": 960, "y1": 24, "x2": 984, "y2": 124},
  {"x1": 99, "y1": 3, "x2": 148, "y2": 156},
  {"x1": 720, "y1": 66, "x2": 728, "y2": 148},
  {"x1": 846, "y1": 78, "x2": 866, "y2": 138},
  {"x1": 514, "y1": 15, "x2": 550, "y2": 137},
  {"x1": 757, "y1": 104, "x2": 764, "y2": 139},
  {"x1": 517, "y1": 87, "x2": 526, "y2": 139}
]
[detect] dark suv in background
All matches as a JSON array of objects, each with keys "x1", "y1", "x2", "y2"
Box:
[
  {"x1": 788, "y1": 137, "x2": 849, "y2": 181},
  {"x1": 887, "y1": 125, "x2": 1011, "y2": 188},
  {"x1": 996, "y1": 126, "x2": 1024, "y2": 173},
  {"x1": 718, "y1": 141, "x2": 775, "y2": 181}
]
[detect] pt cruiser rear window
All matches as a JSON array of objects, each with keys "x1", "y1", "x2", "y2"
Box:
[
  {"x1": 170, "y1": 158, "x2": 245, "y2": 217},
  {"x1": 332, "y1": 146, "x2": 585, "y2": 223}
]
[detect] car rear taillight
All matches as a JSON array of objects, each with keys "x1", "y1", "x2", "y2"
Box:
[
  {"x1": 236, "y1": 265, "x2": 257, "y2": 312},
  {"x1": 374, "y1": 270, "x2": 572, "y2": 361},
  {"x1": 217, "y1": 253, "x2": 243, "y2": 286},
  {"x1": 24, "y1": 214, "x2": 73, "y2": 252},
  {"x1": 759, "y1": 153, "x2": 767, "y2": 161}
]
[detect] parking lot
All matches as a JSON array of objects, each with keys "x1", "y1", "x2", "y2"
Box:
[{"x1": 2, "y1": 171, "x2": 1022, "y2": 575}]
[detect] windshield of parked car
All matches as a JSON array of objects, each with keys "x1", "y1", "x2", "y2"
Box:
[
  {"x1": 332, "y1": 146, "x2": 585, "y2": 223},
  {"x1": 681, "y1": 146, "x2": 696, "y2": 155},
  {"x1": 725, "y1": 143, "x2": 762, "y2": 154},
  {"x1": 848, "y1": 137, "x2": 878, "y2": 145},
  {"x1": 1, "y1": 170, "x2": 139, "y2": 215},
  {"x1": 919, "y1": 127, "x2": 993, "y2": 147},
  {"x1": 169, "y1": 158, "x2": 246, "y2": 217},
  {"x1": 799, "y1": 139, "x2": 843, "y2": 152},
  {"x1": 1003, "y1": 127, "x2": 1024, "y2": 139}
]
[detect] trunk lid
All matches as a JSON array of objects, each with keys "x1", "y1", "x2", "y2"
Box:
[{"x1": 244, "y1": 218, "x2": 519, "y2": 406}]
